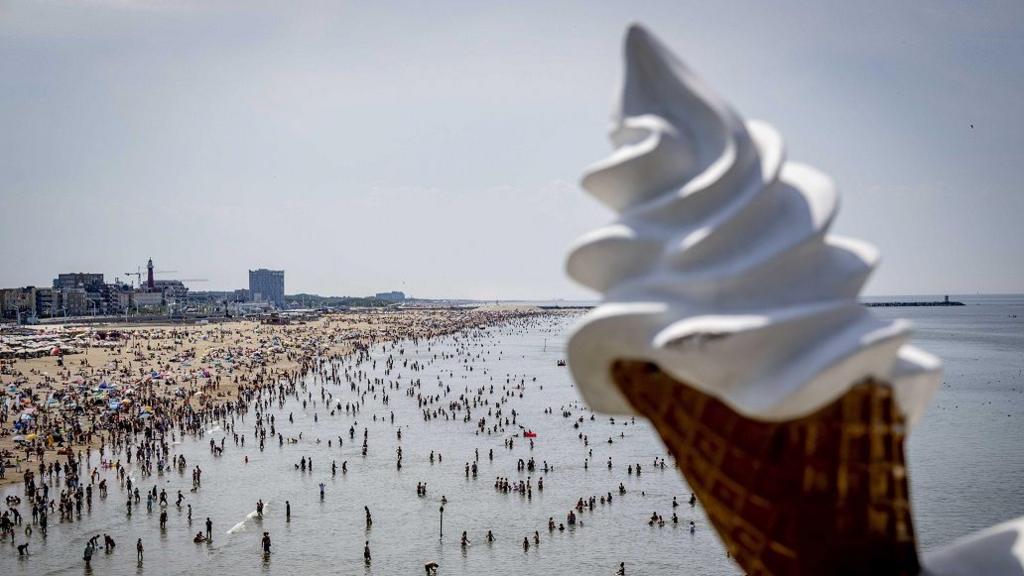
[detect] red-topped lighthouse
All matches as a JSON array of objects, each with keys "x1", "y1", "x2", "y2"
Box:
[{"x1": 147, "y1": 258, "x2": 155, "y2": 290}]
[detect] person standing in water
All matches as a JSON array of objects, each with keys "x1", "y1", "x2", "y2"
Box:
[
  {"x1": 262, "y1": 531, "x2": 271, "y2": 554},
  {"x1": 205, "y1": 517, "x2": 212, "y2": 541},
  {"x1": 364, "y1": 540, "x2": 371, "y2": 563},
  {"x1": 136, "y1": 538, "x2": 144, "y2": 561}
]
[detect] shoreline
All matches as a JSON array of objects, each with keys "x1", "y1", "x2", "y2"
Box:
[{"x1": 0, "y1": 307, "x2": 562, "y2": 487}]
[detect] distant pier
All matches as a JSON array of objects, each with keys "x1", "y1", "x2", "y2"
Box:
[{"x1": 864, "y1": 295, "x2": 965, "y2": 308}]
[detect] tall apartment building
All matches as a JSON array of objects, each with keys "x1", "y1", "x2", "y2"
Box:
[{"x1": 249, "y1": 269, "x2": 285, "y2": 308}]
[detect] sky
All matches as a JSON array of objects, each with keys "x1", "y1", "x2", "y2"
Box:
[{"x1": 1, "y1": 0, "x2": 1022, "y2": 299}]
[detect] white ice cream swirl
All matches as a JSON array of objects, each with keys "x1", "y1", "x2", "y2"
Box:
[{"x1": 566, "y1": 25, "x2": 941, "y2": 422}]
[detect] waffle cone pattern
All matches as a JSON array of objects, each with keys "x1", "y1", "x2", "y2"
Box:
[{"x1": 612, "y1": 360, "x2": 920, "y2": 576}]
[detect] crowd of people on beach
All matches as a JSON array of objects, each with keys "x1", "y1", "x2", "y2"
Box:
[{"x1": 1, "y1": 308, "x2": 703, "y2": 573}]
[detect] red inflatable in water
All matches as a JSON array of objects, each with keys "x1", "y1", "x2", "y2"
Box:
[{"x1": 524, "y1": 431, "x2": 537, "y2": 438}]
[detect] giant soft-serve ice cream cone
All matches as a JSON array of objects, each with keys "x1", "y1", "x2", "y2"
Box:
[{"x1": 565, "y1": 25, "x2": 944, "y2": 576}]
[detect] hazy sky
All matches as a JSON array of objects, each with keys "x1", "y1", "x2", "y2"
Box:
[{"x1": 2, "y1": 1, "x2": 1022, "y2": 299}]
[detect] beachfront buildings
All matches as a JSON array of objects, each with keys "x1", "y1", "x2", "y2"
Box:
[
  {"x1": 0, "y1": 268, "x2": 194, "y2": 321},
  {"x1": 0, "y1": 285, "x2": 93, "y2": 320},
  {"x1": 249, "y1": 269, "x2": 285, "y2": 308}
]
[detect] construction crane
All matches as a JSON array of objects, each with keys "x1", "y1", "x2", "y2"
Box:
[{"x1": 124, "y1": 268, "x2": 143, "y2": 288}]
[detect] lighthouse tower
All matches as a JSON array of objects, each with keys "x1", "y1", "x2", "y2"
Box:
[{"x1": 147, "y1": 258, "x2": 155, "y2": 290}]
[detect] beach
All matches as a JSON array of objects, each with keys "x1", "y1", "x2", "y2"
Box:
[
  {"x1": 0, "y1": 298, "x2": 1021, "y2": 575},
  {"x1": 0, "y1": 307, "x2": 550, "y2": 488}
]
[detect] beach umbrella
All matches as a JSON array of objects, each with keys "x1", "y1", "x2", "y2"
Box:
[{"x1": 12, "y1": 435, "x2": 25, "y2": 442}]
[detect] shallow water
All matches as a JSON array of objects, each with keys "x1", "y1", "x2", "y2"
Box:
[{"x1": 2, "y1": 296, "x2": 1023, "y2": 575}]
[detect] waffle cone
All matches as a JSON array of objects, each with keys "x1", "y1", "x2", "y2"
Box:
[{"x1": 611, "y1": 360, "x2": 920, "y2": 576}]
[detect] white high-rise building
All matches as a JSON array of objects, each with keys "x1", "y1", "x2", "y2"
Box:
[{"x1": 249, "y1": 269, "x2": 285, "y2": 308}]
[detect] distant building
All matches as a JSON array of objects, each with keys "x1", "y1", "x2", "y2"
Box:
[
  {"x1": 53, "y1": 273, "x2": 107, "y2": 314},
  {"x1": 0, "y1": 287, "x2": 37, "y2": 320},
  {"x1": 62, "y1": 287, "x2": 89, "y2": 316},
  {"x1": 35, "y1": 288, "x2": 60, "y2": 318},
  {"x1": 53, "y1": 273, "x2": 104, "y2": 291},
  {"x1": 153, "y1": 280, "x2": 188, "y2": 300},
  {"x1": 249, "y1": 269, "x2": 285, "y2": 308},
  {"x1": 133, "y1": 291, "x2": 163, "y2": 310},
  {"x1": 375, "y1": 291, "x2": 406, "y2": 302}
]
